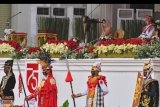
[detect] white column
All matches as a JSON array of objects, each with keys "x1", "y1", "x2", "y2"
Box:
[
  {"x1": 67, "y1": 6, "x2": 74, "y2": 40},
  {"x1": 29, "y1": 4, "x2": 38, "y2": 47},
  {"x1": 11, "y1": 4, "x2": 19, "y2": 31}
]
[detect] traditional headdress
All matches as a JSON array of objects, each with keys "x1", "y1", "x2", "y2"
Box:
[
  {"x1": 2, "y1": 60, "x2": 14, "y2": 68},
  {"x1": 143, "y1": 61, "x2": 152, "y2": 71},
  {"x1": 91, "y1": 61, "x2": 101, "y2": 72},
  {"x1": 38, "y1": 51, "x2": 53, "y2": 72}
]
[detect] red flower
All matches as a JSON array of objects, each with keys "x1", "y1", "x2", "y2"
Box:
[
  {"x1": 126, "y1": 38, "x2": 143, "y2": 45},
  {"x1": 8, "y1": 40, "x2": 22, "y2": 52},
  {"x1": 28, "y1": 47, "x2": 41, "y2": 54},
  {"x1": 61, "y1": 40, "x2": 68, "y2": 44},
  {"x1": 0, "y1": 40, "x2": 22, "y2": 52},
  {"x1": 98, "y1": 38, "x2": 148, "y2": 46},
  {"x1": 0, "y1": 40, "x2": 8, "y2": 44},
  {"x1": 47, "y1": 40, "x2": 59, "y2": 44},
  {"x1": 67, "y1": 40, "x2": 78, "y2": 50},
  {"x1": 86, "y1": 46, "x2": 95, "y2": 53}
]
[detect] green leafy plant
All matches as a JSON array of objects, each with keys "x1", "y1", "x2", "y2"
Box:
[
  {"x1": 37, "y1": 17, "x2": 69, "y2": 40},
  {"x1": 136, "y1": 42, "x2": 160, "y2": 58},
  {"x1": 62, "y1": 100, "x2": 69, "y2": 107},
  {"x1": 73, "y1": 17, "x2": 99, "y2": 43}
]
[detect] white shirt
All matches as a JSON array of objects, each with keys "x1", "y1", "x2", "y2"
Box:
[{"x1": 140, "y1": 24, "x2": 155, "y2": 39}]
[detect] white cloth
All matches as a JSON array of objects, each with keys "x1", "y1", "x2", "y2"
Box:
[
  {"x1": 99, "y1": 80, "x2": 109, "y2": 96},
  {"x1": 140, "y1": 24, "x2": 155, "y2": 39}
]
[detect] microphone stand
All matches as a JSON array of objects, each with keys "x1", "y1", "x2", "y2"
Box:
[
  {"x1": 6, "y1": 12, "x2": 22, "y2": 28},
  {"x1": 3, "y1": 12, "x2": 22, "y2": 40},
  {"x1": 88, "y1": 4, "x2": 100, "y2": 17},
  {"x1": 83, "y1": 4, "x2": 101, "y2": 44}
]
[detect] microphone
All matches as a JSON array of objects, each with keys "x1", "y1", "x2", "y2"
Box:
[
  {"x1": 7, "y1": 11, "x2": 22, "y2": 21},
  {"x1": 5, "y1": 12, "x2": 22, "y2": 28}
]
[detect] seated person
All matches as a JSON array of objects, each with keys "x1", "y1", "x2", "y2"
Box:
[
  {"x1": 100, "y1": 19, "x2": 113, "y2": 40},
  {"x1": 138, "y1": 15, "x2": 155, "y2": 39},
  {"x1": 113, "y1": 29, "x2": 125, "y2": 39}
]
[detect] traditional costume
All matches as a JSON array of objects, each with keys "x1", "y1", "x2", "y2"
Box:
[
  {"x1": 26, "y1": 52, "x2": 58, "y2": 107},
  {"x1": 75, "y1": 62, "x2": 109, "y2": 107},
  {"x1": 0, "y1": 60, "x2": 16, "y2": 107},
  {"x1": 139, "y1": 61, "x2": 159, "y2": 107}
]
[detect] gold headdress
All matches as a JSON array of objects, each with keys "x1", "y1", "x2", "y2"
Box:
[
  {"x1": 91, "y1": 61, "x2": 101, "y2": 72},
  {"x1": 143, "y1": 61, "x2": 152, "y2": 71}
]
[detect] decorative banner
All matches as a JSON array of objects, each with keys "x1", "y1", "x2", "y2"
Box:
[
  {"x1": 132, "y1": 72, "x2": 143, "y2": 107},
  {"x1": 26, "y1": 63, "x2": 39, "y2": 94}
]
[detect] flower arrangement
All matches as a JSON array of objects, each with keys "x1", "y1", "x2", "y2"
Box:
[
  {"x1": 48, "y1": 39, "x2": 79, "y2": 51},
  {"x1": 11, "y1": 47, "x2": 41, "y2": 59},
  {"x1": 0, "y1": 43, "x2": 15, "y2": 54},
  {"x1": 0, "y1": 40, "x2": 22, "y2": 58},
  {"x1": 8, "y1": 40, "x2": 22, "y2": 52},
  {"x1": 4, "y1": 29, "x2": 14, "y2": 35},
  {"x1": 45, "y1": 39, "x2": 81, "y2": 58},
  {"x1": 0, "y1": 40, "x2": 22, "y2": 52},
  {"x1": 136, "y1": 42, "x2": 160, "y2": 58},
  {"x1": 94, "y1": 43, "x2": 138, "y2": 58},
  {"x1": 65, "y1": 43, "x2": 96, "y2": 59},
  {"x1": 41, "y1": 42, "x2": 69, "y2": 55},
  {"x1": 0, "y1": 40, "x2": 22, "y2": 54},
  {"x1": 99, "y1": 38, "x2": 144, "y2": 46},
  {"x1": 26, "y1": 47, "x2": 41, "y2": 59},
  {"x1": 94, "y1": 44, "x2": 138, "y2": 54},
  {"x1": 1, "y1": 37, "x2": 159, "y2": 59}
]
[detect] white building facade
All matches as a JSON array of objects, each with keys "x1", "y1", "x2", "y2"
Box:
[
  {"x1": 7, "y1": 4, "x2": 129, "y2": 46},
  {"x1": 2, "y1": 4, "x2": 160, "y2": 47}
]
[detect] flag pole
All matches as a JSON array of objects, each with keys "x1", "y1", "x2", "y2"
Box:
[
  {"x1": 65, "y1": 55, "x2": 76, "y2": 107},
  {"x1": 16, "y1": 60, "x2": 30, "y2": 107}
]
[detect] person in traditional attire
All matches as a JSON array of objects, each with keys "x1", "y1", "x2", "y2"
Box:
[
  {"x1": 25, "y1": 52, "x2": 58, "y2": 107},
  {"x1": 0, "y1": 60, "x2": 16, "y2": 107},
  {"x1": 72, "y1": 61, "x2": 109, "y2": 107},
  {"x1": 138, "y1": 15, "x2": 155, "y2": 39},
  {"x1": 139, "y1": 61, "x2": 159, "y2": 107},
  {"x1": 100, "y1": 19, "x2": 112, "y2": 40}
]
